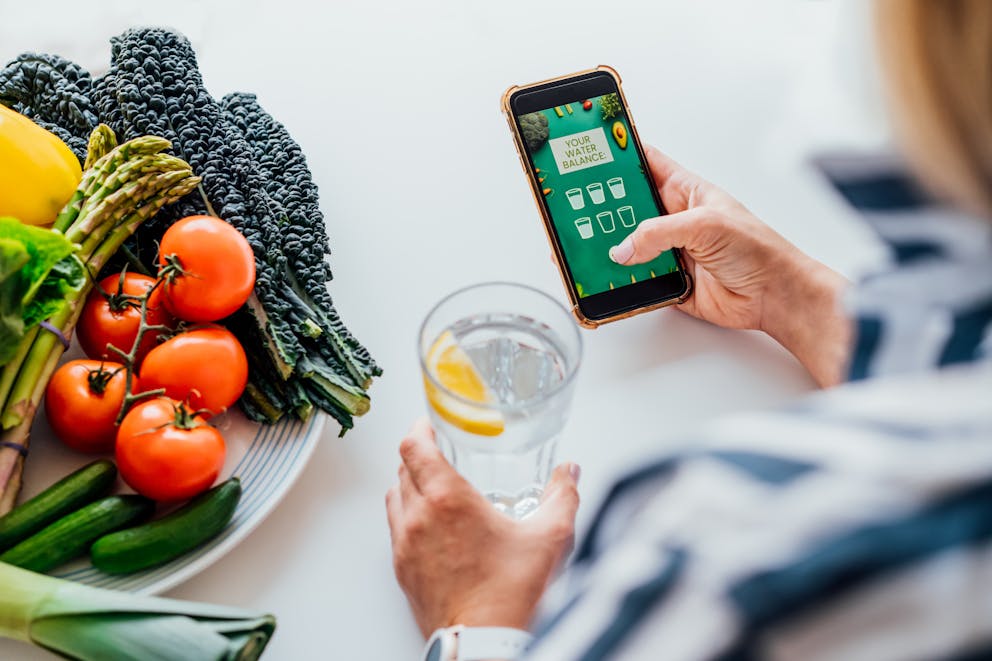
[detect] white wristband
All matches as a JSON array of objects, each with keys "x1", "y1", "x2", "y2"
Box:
[
  {"x1": 457, "y1": 626, "x2": 532, "y2": 660},
  {"x1": 422, "y1": 625, "x2": 533, "y2": 661}
]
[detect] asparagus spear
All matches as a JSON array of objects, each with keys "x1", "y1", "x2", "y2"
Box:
[
  {"x1": 82, "y1": 123, "x2": 117, "y2": 171},
  {"x1": 0, "y1": 126, "x2": 199, "y2": 513}
]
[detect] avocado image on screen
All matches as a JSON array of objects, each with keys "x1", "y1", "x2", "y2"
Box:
[{"x1": 611, "y1": 121, "x2": 628, "y2": 149}]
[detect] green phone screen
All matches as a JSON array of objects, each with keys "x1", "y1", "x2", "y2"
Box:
[{"x1": 517, "y1": 93, "x2": 678, "y2": 298}]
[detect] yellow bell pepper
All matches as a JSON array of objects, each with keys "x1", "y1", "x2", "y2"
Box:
[{"x1": 0, "y1": 105, "x2": 82, "y2": 226}]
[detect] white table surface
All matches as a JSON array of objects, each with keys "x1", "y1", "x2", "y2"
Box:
[{"x1": 0, "y1": 1, "x2": 892, "y2": 658}]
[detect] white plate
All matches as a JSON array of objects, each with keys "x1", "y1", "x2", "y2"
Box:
[{"x1": 19, "y1": 391, "x2": 325, "y2": 595}]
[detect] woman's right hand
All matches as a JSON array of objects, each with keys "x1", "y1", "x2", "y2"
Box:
[{"x1": 609, "y1": 147, "x2": 850, "y2": 387}]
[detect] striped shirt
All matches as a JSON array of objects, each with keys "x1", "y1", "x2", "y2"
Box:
[{"x1": 526, "y1": 156, "x2": 992, "y2": 661}]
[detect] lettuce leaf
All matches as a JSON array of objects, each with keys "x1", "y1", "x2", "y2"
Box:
[{"x1": 0, "y1": 217, "x2": 79, "y2": 365}]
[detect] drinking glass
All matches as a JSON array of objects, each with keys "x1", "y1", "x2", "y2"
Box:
[
  {"x1": 574, "y1": 217, "x2": 594, "y2": 239},
  {"x1": 596, "y1": 210, "x2": 615, "y2": 233},
  {"x1": 419, "y1": 283, "x2": 582, "y2": 519},
  {"x1": 607, "y1": 177, "x2": 626, "y2": 199},
  {"x1": 618, "y1": 205, "x2": 636, "y2": 227},
  {"x1": 586, "y1": 182, "x2": 606, "y2": 205},
  {"x1": 566, "y1": 188, "x2": 585, "y2": 210}
]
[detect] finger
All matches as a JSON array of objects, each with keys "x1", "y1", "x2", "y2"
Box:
[
  {"x1": 644, "y1": 146, "x2": 711, "y2": 213},
  {"x1": 385, "y1": 485, "x2": 403, "y2": 538},
  {"x1": 644, "y1": 146, "x2": 696, "y2": 209},
  {"x1": 608, "y1": 207, "x2": 719, "y2": 266},
  {"x1": 399, "y1": 417, "x2": 452, "y2": 491},
  {"x1": 410, "y1": 416, "x2": 436, "y2": 443},
  {"x1": 530, "y1": 462, "x2": 581, "y2": 534},
  {"x1": 644, "y1": 145, "x2": 684, "y2": 188},
  {"x1": 399, "y1": 464, "x2": 419, "y2": 502}
]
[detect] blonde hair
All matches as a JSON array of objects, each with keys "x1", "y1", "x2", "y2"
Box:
[{"x1": 875, "y1": 0, "x2": 992, "y2": 216}]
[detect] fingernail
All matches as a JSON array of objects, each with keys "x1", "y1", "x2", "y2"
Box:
[
  {"x1": 609, "y1": 238, "x2": 634, "y2": 264},
  {"x1": 569, "y1": 463, "x2": 582, "y2": 484}
]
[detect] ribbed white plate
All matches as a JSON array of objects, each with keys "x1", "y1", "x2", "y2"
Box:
[{"x1": 21, "y1": 397, "x2": 324, "y2": 595}]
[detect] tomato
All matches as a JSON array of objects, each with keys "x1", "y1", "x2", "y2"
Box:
[
  {"x1": 159, "y1": 215, "x2": 256, "y2": 322},
  {"x1": 116, "y1": 398, "x2": 225, "y2": 501},
  {"x1": 44, "y1": 360, "x2": 127, "y2": 453},
  {"x1": 77, "y1": 273, "x2": 172, "y2": 364},
  {"x1": 139, "y1": 327, "x2": 248, "y2": 416}
]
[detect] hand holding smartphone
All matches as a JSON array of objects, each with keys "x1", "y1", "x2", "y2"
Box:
[{"x1": 503, "y1": 66, "x2": 691, "y2": 328}]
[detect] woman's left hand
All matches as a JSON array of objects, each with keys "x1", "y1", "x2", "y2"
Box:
[{"x1": 386, "y1": 418, "x2": 581, "y2": 637}]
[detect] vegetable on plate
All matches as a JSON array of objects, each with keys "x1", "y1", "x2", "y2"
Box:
[
  {"x1": 0, "y1": 105, "x2": 81, "y2": 226},
  {"x1": 0, "y1": 126, "x2": 200, "y2": 513},
  {"x1": 0, "y1": 29, "x2": 382, "y2": 431},
  {"x1": 0, "y1": 460, "x2": 116, "y2": 552},
  {"x1": 139, "y1": 327, "x2": 249, "y2": 416},
  {"x1": 91, "y1": 478, "x2": 242, "y2": 574},
  {"x1": 76, "y1": 272, "x2": 173, "y2": 363},
  {"x1": 116, "y1": 399, "x2": 226, "y2": 502},
  {"x1": 0, "y1": 218, "x2": 78, "y2": 366},
  {"x1": 159, "y1": 215, "x2": 256, "y2": 323},
  {"x1": 44, "y1": 360, "x2": 127, "y2": 453},
  {"x1": 0, "y1": 495, "x2": 154, "y2": 573}
]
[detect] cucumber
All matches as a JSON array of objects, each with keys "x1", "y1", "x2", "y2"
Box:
[
  {"x1": 0, "y1": 459, "x2": 117, "y2": 552},
  {"x1": 91, "y1": 478, "x2": 242, "y2": 575},
  {"x1": 0, "y1": 495, "x2": 155, "y2": 572}
]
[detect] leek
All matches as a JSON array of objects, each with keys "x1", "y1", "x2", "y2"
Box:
[{"x1": 0, "y1": 562, "x2": 275, "y2": 660}]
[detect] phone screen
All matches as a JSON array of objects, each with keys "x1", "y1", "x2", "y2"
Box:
[{"x1": 511, "y1": 84, "x2": 680, "y2": 305}]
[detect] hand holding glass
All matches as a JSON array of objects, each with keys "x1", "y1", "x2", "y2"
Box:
[{"x1": 419, "y1": 283, "x2": 582, "y2": 519}]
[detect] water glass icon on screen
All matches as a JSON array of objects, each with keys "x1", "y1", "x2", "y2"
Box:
[
  {"x1": 618, "y1": 206, "x2": 636, "y2": 227},
  {"x1": 596, "y1": 211, "x2": 615, "y2": 233},
  {"x1": 607, "y1": 177, "x2": 626, "y2": 199},
  {"x1": 566, "y1": 188, "x2": 585, "y2": 211},
  {"x1": 586, "y1": 182, "x2": 606, "y2": 205},
  {"x1": 575, "y1": 217, "x2": 594, "y2": 240}
]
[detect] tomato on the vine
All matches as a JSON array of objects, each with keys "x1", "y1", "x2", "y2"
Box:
[
  {"x1": 76, "y1": 272, "x2": 172, "y2": 364},
  {"x1": 45, "y1": 360, "x2": 127, "y2": 453},
  {"x1": 159, "y1": 215, "x2": 256, "y2": 322},
  {"x1": 139, "y1": 327, "x2": 248, "y2": 416},
  {"x1": 116, "y1": 398, "x2": 226, "y2": 501}
]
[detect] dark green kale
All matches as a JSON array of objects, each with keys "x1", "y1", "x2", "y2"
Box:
[
  {"x1": 221, "y1": 92, "x2": 380, "y2": 384},
  {"x1": 0, "y1": 28, "x2": 379, "y2": 433},
  {"x1": 0, "y1": 53, "x2": 98, "y2": 160}
]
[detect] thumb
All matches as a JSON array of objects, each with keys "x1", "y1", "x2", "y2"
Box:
[
  {"x1": 530, "y1": 462, "x2": 581, "y2": 536},
  {"x1": 608, "y1": 207, "x2": 719, "y2": 266}
]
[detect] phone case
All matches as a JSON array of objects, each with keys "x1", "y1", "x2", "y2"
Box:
[{"x1": 501, "y1": 65, "x2": 691, "y2": 329}]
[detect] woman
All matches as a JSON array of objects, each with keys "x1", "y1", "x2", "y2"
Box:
[{"x1": 387, "y1": 1, "x2": 992, "y2": 659}]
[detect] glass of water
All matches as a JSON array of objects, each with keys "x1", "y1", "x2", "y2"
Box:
[{"x1": 419, "y1": 282, "x2": 582, "y2": 519}]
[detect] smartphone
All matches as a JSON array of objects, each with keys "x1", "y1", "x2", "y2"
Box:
[{"x1": 502, "y1": 66, "x2": 691, "y2": 328}]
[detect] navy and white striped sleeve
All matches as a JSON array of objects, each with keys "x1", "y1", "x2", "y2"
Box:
[
  {"x1": 526, "y1": 364, "x2": 992, "y2": 661},
  {"x1": 524, "y1": 158, "x2": 992, "y2": 661},
  {"x1": 816, "y1": 154, "x2": 992, "y2": 380}
]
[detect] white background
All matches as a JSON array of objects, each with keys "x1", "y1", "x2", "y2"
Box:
[{"x1": 0, "y1": 1, "x2": 892, "y2": 658}]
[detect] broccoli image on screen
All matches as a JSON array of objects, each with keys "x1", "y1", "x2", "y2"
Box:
[
  {"x1": 520, "y1": 112, "x2": 549, "y2": 152},
  {"x1": 599, "y1": 93, "x2": 621, "y2": 120}
]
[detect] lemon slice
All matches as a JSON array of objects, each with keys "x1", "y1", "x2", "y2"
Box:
[{"x1": 424, "y1": 331, "x2": 505, "y2": 436}]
